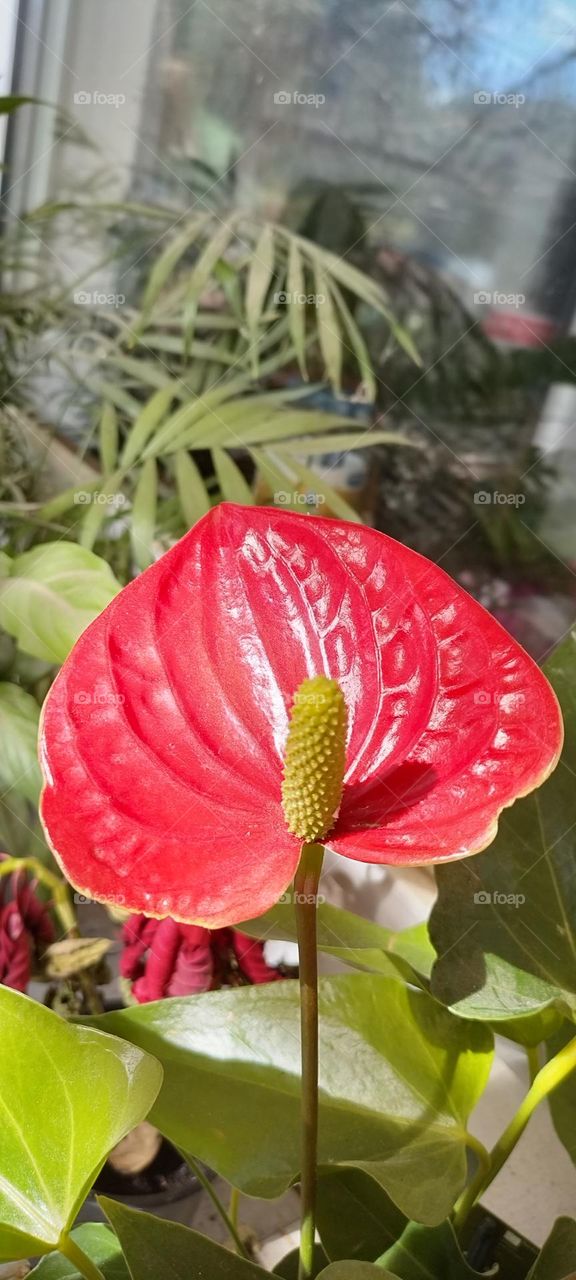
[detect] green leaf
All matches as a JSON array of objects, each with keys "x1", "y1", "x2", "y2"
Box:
[
  {"x1": 183, "y1": 219, "x2": 237, "y2": 345},
  {"x1": 286, "y1": 239, "x2": 308, "y2": 378},
  {"x1": 527, "y1": 1217, "x2": 576, "y2": 1279},
  {"x1": 377, "y1": 1220, "x2": 492, "y2": 1279},
  {"x1": 100, "y1": 1198, "x2": 267, "y2": 1279},
  {"x1": 546, "y1": 1025, "x2": 576, "y2": 1164},
  {"x1": 313, "y1": 269, "x2": 342, "y2": 391},
  {"x1": 246, "y1": 224, "x2": 276, "y2": 337},
  {"x1": 289, "y1": 460, "x2": 364, "y2": 522},
  {"x1": 316, "y1": 1168, "x2": 406, "y2": 1263},
  {"x1": 120, "y1": 387, "x2": 174, "y2": 469},
  {"x1": 79, "y1": 474, "x2": 125, "y2": 552},
  {"x1": 99, "y1": 403, "x2": 118, "y2": 474},
  {"x1": 173, "y1": 450, "x2": 211, "y2": 526},
  {"x1": 131, "y1": 458, "x2": 157, "y2": 571},
  {"x1": 0, "y1": 986, "x2": 162, "y2": 1261},
  {"x1": 212, "y1": 448, "x2": 254, "y2": 504},
  {"x1": 136, "y1": 214, "x2": 210, "y2": 331},
  {"x1": 0, "y1": 543, "x2": 120, "y2": 663},
  {"x1": 331, "y1": 284, "x2": 377, "y2": 401},
  {"x1": 89, "y1": 975, "x2": 492, "y2": 1224},
  {"x1": 0, "y1": 681, "x2": 42, "y2": 803},
  {"x1": 278, "y1": 429, "x2": 412, "y2": 455},
  {"x1": 30, "y1": 1224, "x2": 128, "y2": 1279},
  {"x1": 430, "y1": 631, "x2": 576, "y2": 1026},
  {"x1": 239, "y1": 902, "x2": 434, "y2": 982}
]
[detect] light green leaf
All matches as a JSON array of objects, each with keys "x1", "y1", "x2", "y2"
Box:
[
  {"x1": 274, "y1": 1244, "x2": 329, "y2": 1278},
  {"x1": 332, "y1": 284, "x2": 377, "y2": 401},
  {"x1": 100, "y1": 1198, "x2": 267, "y2": 1280},
  {"x1": 99, "y1": 403, "x2": 118, "y2": 474},
  {"x1": 0, "y1": 543, "x2": 120, "y2": 663},
  {"x1": 212, "y1": 448, "x2": 254, "y2": 505},
  {"x1": 79, "y1": 474, "x2": 125, "y2": 552},
  {"x1": 120, "y1": 388, "x2": 174, "y2": 469},
  {"x1": 131, "y1": 458, "x2": 157, "y2": 571},
  {"x1": 136, "y1": 213, "x2": 210, "y2": 331},
  {"x1": 317, "y1": 1168, "x2": 406, "y2": 1263},
  {"x1": 290, "y1": 459, "x2": 363, "y2": 522},
  {"x1": 183, "y1": 219, "x2": 237, "y2": 344},
  {"x1": 377, "y1": 1220, "x2": 492, "y2": 1279},
  {"x1": 0, "y1": 681, "x2": 42, "y2": 803},
  {"x1": 238, "y1": 901, "x2": 434, "y2": 982},
  {"x1": 286, "y1": 238, "x2": 308, "y2": 378},
  {"x1": 546, "y1": 1025, "x2": 576, "y2": 1165},
  {"x1": 90, "y1": 975, "x2": 493, "y2": 1224},
  {"x1": 174, "y1": 450, "x2": 211, "y2": 526},
  {"x1": 430, "y1": 631, "x2": 576, "y2": 1026},
  {"x1": 0, "y1": 986, "x2": 162, "y2": 1261},
  {"x1": 246, "y1": 224, "x2": 276, "y2": 343},
  {"x1": 30, "y1": 1224, "x2": 128, "y2": 1279},
  {"x1": 527, "y1": 1217, "x2": 576, "y2": 1279},
  {"x1": 278, "y1": 429, "x2": 412, "y2": 455},
  {"x1": 313, "y1": 268, "x2": 342, "y2": 391}
]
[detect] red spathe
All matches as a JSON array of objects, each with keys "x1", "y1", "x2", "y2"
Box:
[{"x1": 39, "y1": 504, "x2": 563, "y2": 927}]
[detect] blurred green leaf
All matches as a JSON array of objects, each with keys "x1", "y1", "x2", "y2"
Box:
[
  {"x1": 527, "y1": 1217, "x2": 576, "y2": 1279},
  {"x1": 99, "y1": 402, "x2": 118, "y2": 474},
  {"x1": 131, "y1": 457, "x2": 157, "y2": 571},
  {"x1": 0, "y1": 543, "x2": 120, "y2": 663},
  {"x1": 377, "y1": 1220, "x2": 491, "y2": 1278},
  {"x1": 174, "y1": 450, "x2": 211, "y2": 526},
  {"x1": 0, "y1": 682, "x2": 42, "y2": 804},
  {"x1": 212, "y1": 448, "x2": 254, "y2": 504},
  {"x1": 30, "y1": 1224, "x2": 128, "y2": 1278},
  {"x1": 120, "y1": 387, "x2": 174, "y2": 468},
  {"x1": 317, "y1": 1168, "x2": 406, "y2": 1263}
]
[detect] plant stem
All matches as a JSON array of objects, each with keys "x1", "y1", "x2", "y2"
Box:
[
  {"x1": 185, "y1": 1156, "x2": 250, "y2": 1260},
  {"x1": 454, "y1": 1034, "x2": 576, "y2": 1229},
  {"x1": 58, "y1": 1233, "x2": 106, "y2": 1280},
  {"x1": 526, "y1": 1043, "x2": 541, "y2": 1086},
  {"x1": 294, "y1": 841, "x2": 324, "y2": 1280}
]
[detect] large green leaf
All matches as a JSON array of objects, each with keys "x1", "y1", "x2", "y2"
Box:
[
  {"x1": 0, "y1": 544, "x2": 120, "y2": 663},
  {"x1": 100, "y1": 1198, "x2": 267, "y2": 1279},
  {"x1": 316, "y1": 1168, "x2": 406, "y2": 1262},
  {"x1": 30, "y1": 1225, "x2": 128, "y2": 1278},
  {"x1": 89, "y1": 975, "x2": 492, "y2": 1224},
  {"x1": 0, "y1": 986, "x2": 162, "y2": 1261},
  {"x1": 0, "y1": 681, "x2": 42, "y2": 803},
  {"x1": 430, "y1": 631, "x2": 576, "y2": 1026},
  {"x1": 527, "y1": 1217, "x2": 576, "y2": 1279},
  {"x1": 239, "y1": 902, "x2": 434, "y2": 982},
  {"x1": 377, "y1": 1220, "x2": 492, "y2": 1279}
]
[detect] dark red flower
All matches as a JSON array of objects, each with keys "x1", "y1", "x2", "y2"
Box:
[
  {"x1": 39, "y1": 505, "x2": 562, "y2": 927},
  {"x1": 120, "y1": 915, "x2": 280, "y2": 1002},
  {"x1": 0, "y1": 862, "x2": 54, "y2": 991}
]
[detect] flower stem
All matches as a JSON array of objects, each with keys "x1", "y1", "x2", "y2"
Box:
[
  {"x1": 294, "y1": 841, "x2": 324, "y2": 1280},
  {"x1": 58, "y1": 1233, "x2": 106, "y2": 1280},
  {"x1": 186, "y1": 1157, "x2": 250, "y2": 1259},
  {"x1": 454, "y1": 1034, "x2": 576, "y2": 1229}
]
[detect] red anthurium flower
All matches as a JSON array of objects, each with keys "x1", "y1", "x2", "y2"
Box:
[
  {"x1": 0, "y1": 860, "x2": 54, "y2": 991},
  {"x1": 39, "y1": 504, "x2": 562, "y2": 928}
]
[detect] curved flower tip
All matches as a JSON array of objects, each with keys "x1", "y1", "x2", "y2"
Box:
[{"x1": 39, "y1": 504, "x2": 563, "y2": 928}]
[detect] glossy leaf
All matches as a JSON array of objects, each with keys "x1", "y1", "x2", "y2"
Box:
[
  {"x1": 30, "y1": 1225, "x2": 128, "y2": 1279},
  {"x1": 239, "y1": 902, "x2": 434, "y2": 982},
  {"x1": 0, "y1": 986, "x2": 162, "y2": 1261},
  {"x1": 527, "y1": 1217, "x2": 576, "y2": 1279},
  {"x1": 0, "y1": 681, "x2": 42, "y2": 803},
  {"x1": 0, "y1": 543, "x2": 120, "y2": 663},
  {"x1": 377, "y1": 1220, "x2": 491, "y2": 1279},
  {"x1": 90, "y1": 974, "x2": 492, "y2": 1223},
  {"x1": 39, "y1": 506, "x2": 561, "y2": 928},
  {"x1": 316, "y1": 1168, "x2": 406, "y2": 1262},
  {"x1": 430, "y1": 631, "x2": 576, "y2": 1025},
  {"x1": 100, "y1": 1198, "x2": 267, "y2": 1279}
]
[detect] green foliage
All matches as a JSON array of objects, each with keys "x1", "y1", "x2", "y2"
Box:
[
  {"x1": 0, "y1": 986, "x2": 162, "y2": 1262},
  {"x1": 0, "y1": 542, "x2": 120, "y2": 663},
  {"x1": 89, "y1": 974, "x2": 492, "y2": 1224}
]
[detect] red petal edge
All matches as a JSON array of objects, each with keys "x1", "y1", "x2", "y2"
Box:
[{"x1": 39, "y1": 504, "x2": 563, "y2": 925}]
